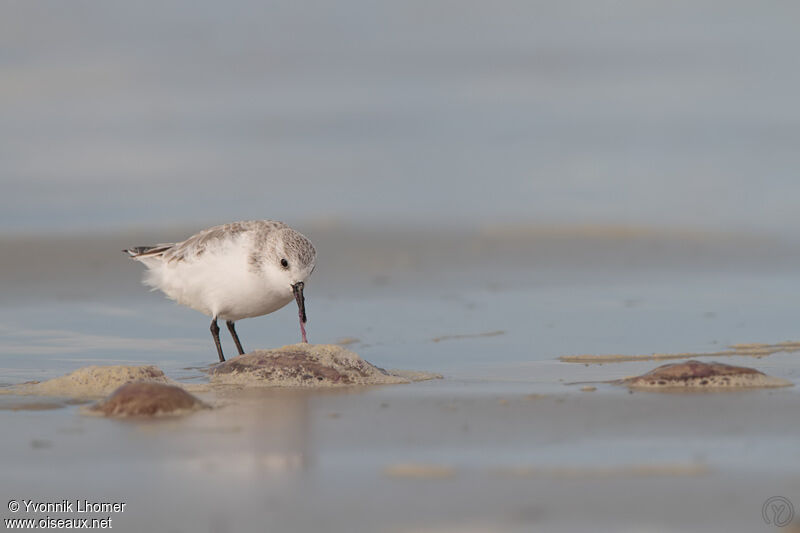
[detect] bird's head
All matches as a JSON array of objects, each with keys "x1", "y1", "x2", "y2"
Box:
[{"x1": 256, "y1": 227, "x2": 316, "y2": 341}]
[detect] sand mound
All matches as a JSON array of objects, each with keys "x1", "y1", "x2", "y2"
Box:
[
  {"x1": 210, "y1": 343, "x2": 440, "y2": 387},
  {"x1": 621, "y1": 360, "x2": 792, "y2": 390},
  {"x1": 89, "y1": 382, "x2": 208, "y2": 417},
  {"x1": 18, "y1": 365, "x2": 175, "y2": 398}
]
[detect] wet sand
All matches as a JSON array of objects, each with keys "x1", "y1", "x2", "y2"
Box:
[
  {"x1": 560, "y1": 340, "x2": 800, "y2": 363},
  {"x1": 2, "y1": 374, "x2": 799, "y2": 532},
  {"x1": 1, "y1": 225, "x2": 800, "y2": 532}
]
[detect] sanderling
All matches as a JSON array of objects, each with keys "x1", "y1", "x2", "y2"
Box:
[{"x1": 125, "y1": 220, "x2": 316, "y2": 362}]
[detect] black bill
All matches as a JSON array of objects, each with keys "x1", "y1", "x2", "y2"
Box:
[{"x1": 292, "y1": 282, "x2": 307, "y2": 323}]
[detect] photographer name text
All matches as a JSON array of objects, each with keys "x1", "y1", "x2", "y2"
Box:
[{"x1": 13, "y1": 500, "x2": 126, "y2": 514}]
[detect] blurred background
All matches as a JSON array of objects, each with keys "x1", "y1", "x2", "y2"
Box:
[
  {"x1": 4, "y1": 4, "x2": 800, "y2": 532},
  {"x1": 3, "y1": 0, "x2": 800, "y2": 236}
]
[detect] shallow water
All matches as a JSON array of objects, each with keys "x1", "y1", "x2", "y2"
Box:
[
  {"x1": 3, "y1": 227, "x2": 800, "y2": 380},
  {"x1": 2, "y1": 380, "x2": 799, "y2": 532},
  {"x1": 1, "y1": 228, "x2": 800, "y2": 532}
]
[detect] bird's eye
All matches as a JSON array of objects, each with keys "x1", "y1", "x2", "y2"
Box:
[{"x1": 280, "y1": 258, "x2": 289, "y2": 269}]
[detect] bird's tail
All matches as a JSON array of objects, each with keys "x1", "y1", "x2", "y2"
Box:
[{"x1": 123, "y1": 245, "x2": 174, "y2": 259}]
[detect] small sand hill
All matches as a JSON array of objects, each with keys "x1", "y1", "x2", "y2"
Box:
[
  {"x1": 622, "y1": 360, "x2": 792, "y2": 390},
  {"x1": 17, "y1": 365, "x2": 176, "y2": 398},
  {"x1": 89, "y1": 382, "x2": 208, "y2": 417},
  {"x1": 211, "y1": 343, "x2": 440, "y2": 387}
]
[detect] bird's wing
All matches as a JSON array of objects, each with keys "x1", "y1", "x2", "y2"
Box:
[
  {"x1": 162, "y1": 221, "x2": 286, "y2": 263},
  {"x1": 125, "y1": 220, "x2": 289, "y2": 264}
]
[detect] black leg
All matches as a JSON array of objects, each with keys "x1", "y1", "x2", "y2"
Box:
[
  {"x1": 210, "y1": 318, "x2": 225, "y2": 362},
  {"x1": 226, "y1": 320, "x2": 245, "y2": 355}
]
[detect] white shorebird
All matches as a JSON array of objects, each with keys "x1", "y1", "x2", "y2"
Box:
[{"x1": 125, "y1": 220, "x2": 316, "y2": 362}]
